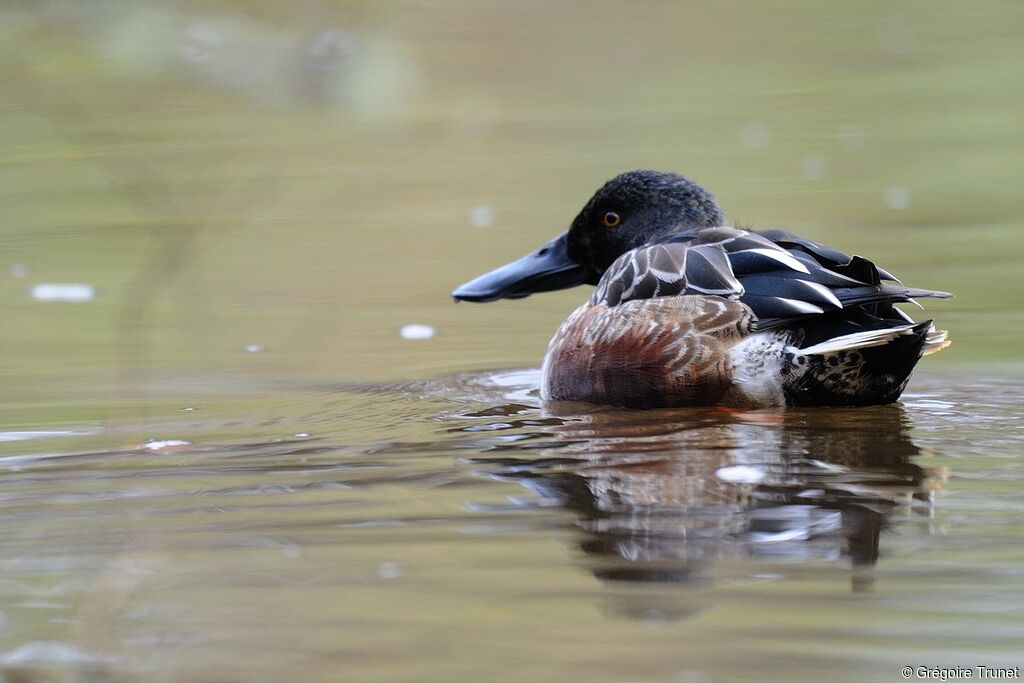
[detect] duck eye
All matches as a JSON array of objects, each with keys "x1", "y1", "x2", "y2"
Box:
[{"x1": 602, "y1": 211, "x2": 621, "y2": 228}]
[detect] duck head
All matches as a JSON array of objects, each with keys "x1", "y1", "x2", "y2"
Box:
[{"x1": 452, "y1": 170, "x2": 725, "y2": 302}]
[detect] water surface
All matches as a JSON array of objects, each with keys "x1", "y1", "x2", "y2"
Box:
[{"x1": 1, "y1": 372, "x2": 1023, "y2": 682}]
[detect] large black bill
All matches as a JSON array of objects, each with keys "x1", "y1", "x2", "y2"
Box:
[{"x1": 452, "y1": 231, "x2": 586, "y2": 302}]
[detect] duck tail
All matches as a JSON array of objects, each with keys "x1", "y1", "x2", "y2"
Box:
[
  {"x1": 922, "y1": 324, "x2": 951, "y2": 356},
  {"x1": 795, "y1": 321, "x2": 934, "y2": 356},
  {"x1": 785, "y1": 321, "x2": 944, "y2": 406}
]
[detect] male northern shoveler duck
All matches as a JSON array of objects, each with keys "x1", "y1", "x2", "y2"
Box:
[{"x1": 452, "y1": 170, "x2": 951, "y2": 409}]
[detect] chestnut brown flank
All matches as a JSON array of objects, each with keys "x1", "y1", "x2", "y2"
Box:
[{"x1": 543, "y1": 296, "x2": 754, "y2": 408}]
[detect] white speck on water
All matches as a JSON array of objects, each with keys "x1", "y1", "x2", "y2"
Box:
[
  {"x1": 0, "y1": 641, "x2": 114, "y2": 667},
  {"x1": 179, "y1": 407, "x2": 198, "y2": 412},
  {"x1": 178, "y1": 23, "x2": 222, "y2": 64},
  {"x1": 0, "y1": 429, "x2": 95, "y2": 443},
  {"x1": 186, "y1": 23, "x2": 222, "y2": 45},
  {"x1": 400, "y1": 324, "x2": 435, "y2": 340},
  {"x1": 10, "y1": 263, "x2": 28, "y2": 278},
  {"x1": 377, "y1": 562, "x2": 402, "y2": 580},
  {"x1": 837, "y1": 123, "x2": 866, "y2": 149},
  {"x1": 307, "y1": 28, "x2": 359, "y2": 58},
  {"x1": 279, "y1": 542, "x2": 303, "y2": 559},
  {"x1": 244, "y1": 344, "x2": 264, "y2": 353},
  {"x1": 715, "y1": 465, "x2": 766, "y2": 484},
  {"x1": 143, "y1": 439, "x2": 192, "y2": 452},
  {"x1": 884, "y1": 186, "x2": 912, "y2": 210},
  {"x1": 31, "y1": 283, "x2": 95, "y2": 302},
  {"x1": 468, "y1": 205, "x2": 495, "y2": 228},
  {"x1": 740, "y1": 121, "x2": 770, "y2": 149},
  {"x1": 799, "y1": 155, "x2": 829, "y2": 181},
  {"x1": 294, "y1": 432, "x2": 310, "y2": 438},
  {"x1": 108, "y1": 556, "x2": 153, "y2": 577}
]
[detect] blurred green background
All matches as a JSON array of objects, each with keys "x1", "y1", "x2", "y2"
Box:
[{"x1": 2, "y1": 0, "x2": 1022, "y2": 401}]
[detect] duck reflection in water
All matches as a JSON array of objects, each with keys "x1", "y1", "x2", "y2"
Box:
[{"x1": 464, "y1": 400, "x2": 944, "y2": 605}]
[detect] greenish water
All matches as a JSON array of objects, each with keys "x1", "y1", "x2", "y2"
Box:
[{"x1": 1, "y1": 1, "x2": 1023, "y2": 682}]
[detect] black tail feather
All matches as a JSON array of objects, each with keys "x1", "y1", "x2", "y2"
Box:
[{"x1": 784, "y1": 322, "x2": 931, "y2": 407}]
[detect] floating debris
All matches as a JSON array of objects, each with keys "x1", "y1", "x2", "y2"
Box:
[
  {"x1": 31, "y1": 283, "x2": 95, "y2": 302},
  {"x1": 307, "y1": 28, "x2": 359, "y2": 60},
  {"x1": 400, "y1": 324, "x2": 435, "y2": 340},
  {"x1": 244, "y1": 344, "x2": 264, "y2": 353},
  {"x1": 0, "y1": 641, "x2": 114, "y2": 667},
  {"x1": 799, "y1": 155, "x2": 828, "y2": 181},
  {"x1": 376, "y1": 562, "x2": 402, "y2": 580},
  {"x1": 0, "y1": 429, "x2": 98, "y2": 443},
  {"x1": 468, "y1": 205, "x2": 495, "y2": 228},
  {"x1": 884, "y1": 186, "x2": 912, "y2": 210},
  {"x1": 177, "y1": 22, "x2": 223, "y2": 64},
  {"x1": 142, "y1": 439, "x2": 192, "y2": 452},
  {"x1": 740, "y1": 121, "x2": 770, "y2": 149}
]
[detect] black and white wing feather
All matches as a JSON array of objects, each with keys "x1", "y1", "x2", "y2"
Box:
[
  {"x1": 591, "y1": 240, "x2": 742, "y2": 306},
  {"x1": 591, "y1": 226, "x2": 952, "y2": 328}
]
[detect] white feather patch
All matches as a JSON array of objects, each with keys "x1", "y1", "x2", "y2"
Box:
[
  {"x1": 799, "y1": 280, "x2": 844, "y2": 308},
  {"x1": 772, "y1": 297, "x2": 826, "y2": 315},
  {"x1": 797, "y1": 324, "x2": 918, "y2": 355},
  {"x1": 727, "y1": 332, "x2": 789, "y2": 407},
  {"x1": 923, "y1": 325, "x2": 951, "y2": 355},
  {"x1": 746, "y1": 248, "x2": 811, "y2": 274}
]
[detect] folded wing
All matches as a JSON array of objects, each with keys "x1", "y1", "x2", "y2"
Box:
[{"x1": 591, "y1": 226, "x2": 952, "y2": 331}]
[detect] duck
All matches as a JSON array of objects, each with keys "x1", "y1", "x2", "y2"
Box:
[{"x1": 452, "y1": 170, "x2": 951, "y2": 409}]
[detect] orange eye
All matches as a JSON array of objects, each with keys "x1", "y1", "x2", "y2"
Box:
[{"x1": 602, "y1": 211, "x2": 621, "y2": 228}]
